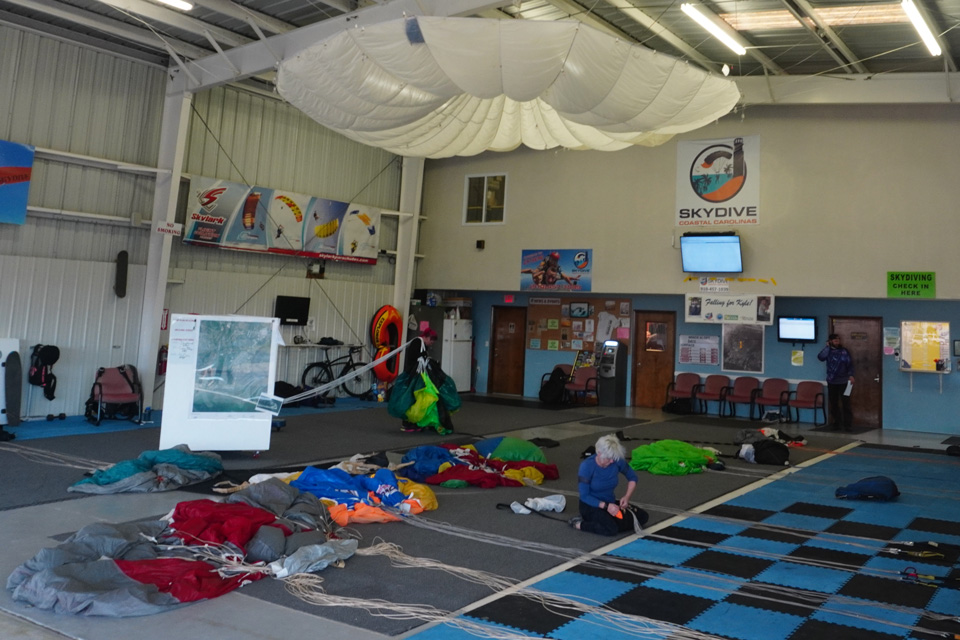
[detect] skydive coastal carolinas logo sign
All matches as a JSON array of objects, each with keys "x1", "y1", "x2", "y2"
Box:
[{"x1": 676, "y1": 136, "x2": 760, "y2": 227}]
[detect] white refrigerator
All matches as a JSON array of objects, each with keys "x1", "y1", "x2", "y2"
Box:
[{"x1": 441, "y1": 319, "x2": 473, "y2": 392}]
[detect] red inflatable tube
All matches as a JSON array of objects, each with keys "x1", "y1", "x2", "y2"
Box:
[{"x1": 370, "y1": 305, "x2": 402, "y2": 382}]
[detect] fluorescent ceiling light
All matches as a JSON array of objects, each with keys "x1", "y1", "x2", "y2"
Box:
[
  {"x1": 156, "y1": 0, "x2": 193, "y2": 10},
  {"x1": 720, "y1": 5, "x2": 910, "y2": 31},
  {"x1": 681, "y1": 3, "x2": 747, "y2": 56},
  {"x1": 901, "y1": 0, "x2": 941, "y2": 56}
]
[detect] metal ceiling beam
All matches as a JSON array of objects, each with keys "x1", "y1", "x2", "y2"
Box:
[
  {"x1": 781, "y1": 0, "x2": 868, "y2": 74},
  {"x1": 94, "y1": 0, "x2": 253, "y2": 48},
  {"x1": 2, "y1": 0, "x2": 211, "y2": 59},
  {"x1": 171, "y1": 0, "x2": 516, "y2": 93},
  {"x1": 313, "y1": 0, "x2": 354, "y2": 13},
  {"x1": 737, "y1": 71, "x2": 960, "y2": 104},
  {"x1": 540, "y1": 0, "x2": 635, "y2": 39},
  {"x1": 603, "y1": 0, "x2": 722, "y2": 73},
  {"x1": 189, "y1": 0, "x2": 296, "y2": 35},
  {"x1": 0, "y1": 8, "x2": 167, "y2": 64}
]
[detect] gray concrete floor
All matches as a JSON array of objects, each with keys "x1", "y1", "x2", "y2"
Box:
[{"x1": 0, "y1": 402, "x2": 951, "y2": 640}]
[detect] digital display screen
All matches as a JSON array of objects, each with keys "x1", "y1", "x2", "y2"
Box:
[
  {"x1": 777, "y1": 316, "x2": 818, "y2": 343},
  {"x1": 680, "y1": 235, "x2": 743, "y2": 273}
]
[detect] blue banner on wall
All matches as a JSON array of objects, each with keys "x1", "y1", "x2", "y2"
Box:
[
  {"x1": 0, "y1": 140, "x2": 35, "y2": 226},
  {"x1": 520, "y1": 249, "x2": 592, "y2": 291}
]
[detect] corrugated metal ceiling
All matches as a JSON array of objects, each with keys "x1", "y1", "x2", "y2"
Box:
[{"x1": 0, "y1": 0, "x2": 956, "y2": 80}]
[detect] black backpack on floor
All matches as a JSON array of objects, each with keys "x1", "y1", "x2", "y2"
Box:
[{"x1": 539, "y1": 368, "x2": 567, "y2": 405}]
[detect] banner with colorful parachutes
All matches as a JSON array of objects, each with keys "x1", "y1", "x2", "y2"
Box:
[{"x1": 184, "y1": 176, "x2": 380, "y2": 264}]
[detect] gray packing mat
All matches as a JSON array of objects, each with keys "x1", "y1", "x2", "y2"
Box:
[{"x1": 579, "y1": 417, "x2": 650, "y2": 428}]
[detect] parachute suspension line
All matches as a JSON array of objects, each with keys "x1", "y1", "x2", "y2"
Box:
[
  {"x1": 0, "y1": 442, "x2": 111, "y2": 472},
  {"x1": 392, "y1": 513, "x2": 958, "y2": 633},
  {"x1": 283, "y1": 570, "x2": 728, "y2": 640}
]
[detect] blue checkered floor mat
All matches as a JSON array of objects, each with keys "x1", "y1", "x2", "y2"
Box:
[{"x1": 408, "y1": 444, "x2": 960, "y2": 640}]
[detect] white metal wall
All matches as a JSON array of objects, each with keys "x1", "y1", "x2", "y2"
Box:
[
  {"x1": 0, "y1": 255, "x2": 145, "y2": 419},
  {"x1": 160, "y1": 268, "x2": 393, "y2": 404},
  {"x1": 0, "y1": 22, "x2": 406, "y2": 417}
]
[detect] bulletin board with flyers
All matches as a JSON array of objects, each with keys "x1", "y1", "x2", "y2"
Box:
[
  {"x1": 899, "y1": 321, "x2": 951, "y2": 373},
  {"x1": 526, "y1": 296, "x2": 632, "y2": 353}
]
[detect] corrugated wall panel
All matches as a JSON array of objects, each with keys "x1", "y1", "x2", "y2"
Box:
[
  {"x1": 0, "y1": 217, "x2": 150, "y2": 264},
  {"x1": 185, "y1": 86, "x2": 401, "y2": 210},
  {"x1": 160, "y1": 269, "x2": 392, "y2": 401},
  {"x1": 0, "y1": 24, "x2": 164, "y2": 164},
  {"x1": 0, "y1": 255, "x2": 145, "y2": 419},
  {"x1": 1, "y1": 23, "x2": 405, "y2": 417}
]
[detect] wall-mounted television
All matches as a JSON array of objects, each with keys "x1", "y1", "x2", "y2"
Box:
[
  {"x1": 680, "y1": 233, "x2": 743, "y2": 273},
  {"x1": 777, "y1": 316, "x2": 818, "y2": 343},
  {"x1": 275, "y1": 296, "x2": 310, "y2": 326}
]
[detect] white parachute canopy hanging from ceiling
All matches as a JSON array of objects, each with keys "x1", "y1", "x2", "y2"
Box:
[{"x1": 276, "y1": 17, "x2": 741, "y2": 158}]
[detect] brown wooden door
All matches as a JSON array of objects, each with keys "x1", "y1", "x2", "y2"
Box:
[
  {"x1": 489, "y1": 306, "x2": 526, "y2": 395},
  {"x1": 830, "y1": 316, "x2": 882, "y2": 428},
  {"x1": 632, "y1": 311, "x2": 676, "y2": 408}
]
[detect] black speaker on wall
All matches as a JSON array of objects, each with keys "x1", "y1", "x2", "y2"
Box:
[{"x1": 115, "y1": 251, "x2": 128, "y2": 298}]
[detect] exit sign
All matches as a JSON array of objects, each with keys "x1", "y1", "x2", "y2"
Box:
[{"x1": 887, "y1": 272, "x2": 935, "y2": 298}]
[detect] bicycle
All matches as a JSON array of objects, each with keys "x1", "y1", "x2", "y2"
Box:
[{"x1": 300, "y1": 345, "x2": 373, "y2": 398}]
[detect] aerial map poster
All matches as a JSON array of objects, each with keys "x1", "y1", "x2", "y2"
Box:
[{"x1": 160, "y1": 314, "x2": 279, "y2": 451}]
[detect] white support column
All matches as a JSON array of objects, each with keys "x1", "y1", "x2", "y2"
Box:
[
  {"x1": 394, "y1": 156, "x2": 424, "y2": 344},
  {"x1": 137, "y1": 76, "x2": 192, "y2": 412}
]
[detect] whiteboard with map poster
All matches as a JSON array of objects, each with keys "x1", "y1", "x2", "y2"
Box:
[
  {"x1": 160, "y1": 314, "x2": 280, "y2": 451},
  {"x1": 899, "y1": 321, "x2": 950, "y2": 373}
]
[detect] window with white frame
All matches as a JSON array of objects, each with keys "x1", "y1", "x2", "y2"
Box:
[{"x1": 463, "y1": 174, "x2": 506, "y2": 224}]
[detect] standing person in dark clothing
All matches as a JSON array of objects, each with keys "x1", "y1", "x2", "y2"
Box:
[
  {"x1": 569, "y1": 435, "x2": 648, "y2": 536},
  {"x1": 818, "y1": 333, "x2": 855, "y2": 430}
]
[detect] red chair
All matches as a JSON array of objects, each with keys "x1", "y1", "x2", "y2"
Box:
[
  {"x1": 665, "y1": 373, "x2": 700, "y2": 406},
  {"x1": 564, "y1": 366, "x2": 598, "y2": 405},
  {"x1": 787, "y1": 381, "x2": 826, "y2": 425},
  {"x1": 721, "y1": 376, "x2": 759, "y2": 418},
  {"x1": 84, "y1": 364, "x2": 143, "y2": 426},
  {"x1": 693, "y1": 374, "x2": 730, "y2": 416},
  {"x1": 751, "y1": 378, "x2": 790, "y2": 421}
]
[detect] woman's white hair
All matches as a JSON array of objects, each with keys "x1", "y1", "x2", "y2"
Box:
[{"x1": 595, "y1": 434, "x2": 625, "y2": 461}]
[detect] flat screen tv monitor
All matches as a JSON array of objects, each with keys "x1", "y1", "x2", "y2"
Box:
[
  {"x1": 275, "y1": 295, "x2": 310, "y2": 326},
  {"x1": 777, "y1": 316, "x2": 818, "y2": 343},
  {"x1": 680, "y1": 234, "x2": 743, "y2": 273}
]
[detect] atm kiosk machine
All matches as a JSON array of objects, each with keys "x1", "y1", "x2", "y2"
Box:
[{"x1": 598, "y1": 340, "x2": 627, "y2": 407}]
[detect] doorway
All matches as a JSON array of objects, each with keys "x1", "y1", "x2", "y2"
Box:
[
  {"x1": 829, "y1": 316, "x2": 883, "y2": 429},
  {"x1": 632, "y1": 310, "x2": 676, "y2": 408},
  {"x1": 488, "y1": 306, "x2": 526, "y2": 395}
]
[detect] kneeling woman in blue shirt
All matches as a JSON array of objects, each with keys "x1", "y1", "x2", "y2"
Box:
[{"x1": 571, "y1": 435, "x2": 648, "y2": 535}]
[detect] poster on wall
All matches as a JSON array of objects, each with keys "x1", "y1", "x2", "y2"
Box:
[
  {"x1": 678, "y1": 335, "x2": 720, "y2": 365},
  {"x1": 184, "y1": 177, "x2": 380, "y2": 264},
  {"x1": 685, "y1": 294, "x2": 773, "y2": 325},
  {"x1": 899, "y1": 321, "x2": 950, "y2": 373},
  {"x1": 722, "y1": 323, "x2": 764, "y2": 373},
  {"x1": 0, "y1": 139, "x2": 35, "y2": 226},
  {"x1": 520, "y1": 249, "x2": 592, "y2": 291},
  {"x1": 159, "y1": 314, "x2": 279, "y2": 451},
  {"x1": 676, "y1": 136, "x2": 760, "y2": 228}
]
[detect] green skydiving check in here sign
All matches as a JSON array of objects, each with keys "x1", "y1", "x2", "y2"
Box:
[{"x1": 887, "y1": 272, "x2": 936, "y2": 298}]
